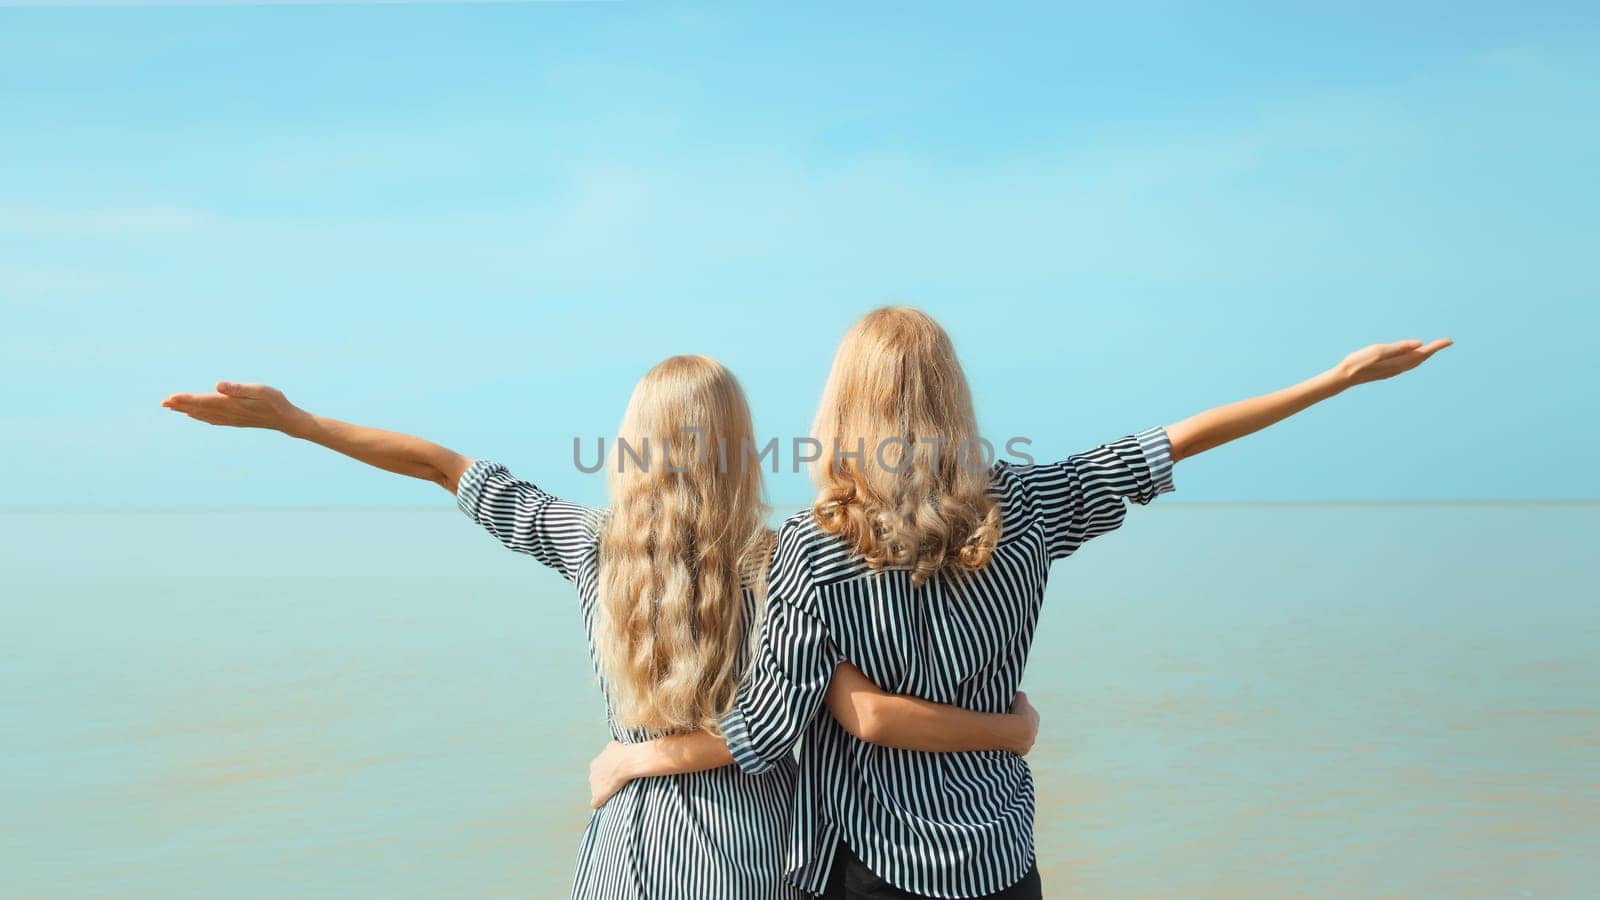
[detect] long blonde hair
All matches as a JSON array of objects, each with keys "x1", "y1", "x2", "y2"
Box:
[
  {"x1": 811, "y1": 307, "x2": 1001, "y2": 585},
  {"x1": 595, "y1": 355, "x2": 772, "y2": 735}
]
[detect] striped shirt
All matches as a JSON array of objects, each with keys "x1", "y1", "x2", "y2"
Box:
[
  {"x1": 720, "y1": 428, "x2": 1176, "y2": 899},
  {"x1": 456, "y1": 459, "x2": 804, "y2": 900}
]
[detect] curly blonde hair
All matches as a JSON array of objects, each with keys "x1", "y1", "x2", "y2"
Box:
[
  {"x1": 811, "y1": 307, "x2": 1001, "y2": 586},
  {"x1": 595, "y1": 356, "x2": 772, "y2": 735}
]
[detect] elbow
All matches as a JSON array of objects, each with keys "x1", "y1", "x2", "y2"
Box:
[
  {"x1": 724, "y1": 730, "x2": 781, "y2": 775},
  {"x1": 844, "y1": 699, "x2": 890, "y2": 745},
  {"x1": 1166, "y1": 433, "x2": 1192, "y2": 464},
  {"x1": 741, "y1": 757, "x2": 777, "y2": 776},
  {"x1": 731, "y1": 747, "x2": 779, "y2": 776}
]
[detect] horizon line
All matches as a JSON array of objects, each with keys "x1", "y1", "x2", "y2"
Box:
[
  {"x1": 3, "y1": 498, "x2": 1598, "y2": 513},
  {"x1": 0, "y1": 0, "x2": 612, "y2": 7}
]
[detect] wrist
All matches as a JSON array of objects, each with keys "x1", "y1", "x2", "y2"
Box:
[
  {"x1": 281, "y1": 407, "x2": 317, "y2": 440},
  {"x1": 1318, "y1": 360, "x2": 1356, "y2": 392},
  {"x1": 1313, "y1": 365, "x2": 1353, "y2": 398},
  {"x1": 622, "y1": 742, "x2": 654, "y2": 779},
  {"x1": 999, "y1": 714, "x2": 1027, "y2": 755}
]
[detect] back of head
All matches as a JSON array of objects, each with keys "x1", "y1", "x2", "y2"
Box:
[
  {"x1": 811, "y1": 307, "x2": 1001, "y2": 585},
  {"x1": 596, "y1": 355, "x2": 771, "y2": 735}
]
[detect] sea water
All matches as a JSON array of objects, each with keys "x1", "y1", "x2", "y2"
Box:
[{"x1": 3, "y1": 504, "x2": 1596, "y2": 898}]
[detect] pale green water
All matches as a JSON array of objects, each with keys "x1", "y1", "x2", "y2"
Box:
[{"x1": 2, "y1": 505, "x2": 1597, "y2": 898}]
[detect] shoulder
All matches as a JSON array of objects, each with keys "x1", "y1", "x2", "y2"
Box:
[
  {"x1": 777, "y1": 506, "x2": 913, "y2": 587},
  {"x1": 985, "y1": 461, "x2": 1036, "y2": 506},
  {"x1": 771, "y1": 508, "x2": 862, "y2": 587},
  {"x1": 773, "y1": 510, "x2": 823, "y2": 563},
  {"x1": 988, "y1": 461, "x2": 1044, "y2": 535},
  {"x1": 776, "y1": 508, "x2": 820, "y2": 538},
  {"x1": 989, "y1": 459, "x2": 1028, "y2": 493}
]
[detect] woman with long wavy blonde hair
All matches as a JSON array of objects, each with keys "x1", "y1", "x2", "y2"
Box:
[
  {"x1": 161, "y1": 353, "x2": 1040, "y2": 900},
  {"x1": 594, "y1": 355, "x2": 773, "y2": 736},
  {"x1": 602, "y1": 308, "x2": 1449, "y2": 900}
]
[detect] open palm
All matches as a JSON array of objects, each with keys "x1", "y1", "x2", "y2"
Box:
[
  {"x1": 1339, "y1": 339, "x2": 1453, "y2": 386},
  {"x1": 161, "y1": 381, "x2": 297, "y2": 430}
]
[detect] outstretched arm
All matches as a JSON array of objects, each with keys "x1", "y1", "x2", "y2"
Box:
[
  {"x1": 585, "y1": 662, "x2": 1039, "y2": 808},
  {"x1": 161, "y1": 382, "x2": 472, "y2": 493},
  {"x1": 1165, "y1": 339, "x2": 1452, "y2": 463}
]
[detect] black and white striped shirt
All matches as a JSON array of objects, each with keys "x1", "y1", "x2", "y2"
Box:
[
  {"x1": 721, "y1": 428, "x2": 1176, "y2": 899},
  {"x1": 456, "y1": 460, "x2": 804, "y2": 900}
]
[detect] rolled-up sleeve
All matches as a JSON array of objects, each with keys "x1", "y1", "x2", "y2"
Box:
[
  {"x1": 1021, "y1": 426, "x2": 1176, "y2": 561},
  {"x1": 720, "y1": 520, "x2": 841, "y2": 774},
  {"x1": 455, "y1": 459, "x2": 600, "y2": 583}
]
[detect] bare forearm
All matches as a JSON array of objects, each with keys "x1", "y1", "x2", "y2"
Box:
[
  {"x1": 840, "y1": 694, "x2": 1031, "y2": 754},
  {"x1": 587, "y1": 733, "x2": 736, "y2": 807},
  {"x1": 1165, "y1": 368, "x2": 1347, "y2": 463},
  {"x1": 825, "y1": 661, "x2": 1035, "y2": 754},
  {"x1": 617, "y1": 732, "x2": 733, "y2": 779},
  {"x1": 285, "y1": 410, "x2": 472, "y2": 492}
]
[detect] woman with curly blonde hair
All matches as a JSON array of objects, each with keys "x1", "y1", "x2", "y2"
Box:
[
  {"x1": 162, "y1": 353, "x2": 1038, "y2": 900},
  {"x1": 601, "y1": 309, "x2": 1450, "y2": 900},
  {"x1": 808, "y1": 305, "x2": 1003, "y2": 584}
]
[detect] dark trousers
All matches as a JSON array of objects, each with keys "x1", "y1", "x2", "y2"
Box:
[{"x1": 820, "y1": 841, "x2": 1043, "y2": 900}]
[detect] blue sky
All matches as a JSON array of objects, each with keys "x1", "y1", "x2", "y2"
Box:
[{"x1": 1, "y1": 1, "x2": 1594, "y2": 507}]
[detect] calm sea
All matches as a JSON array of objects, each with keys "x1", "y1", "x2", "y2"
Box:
[{"x1": 3, "y1": 505, "x2": 1596, "y2": 898}]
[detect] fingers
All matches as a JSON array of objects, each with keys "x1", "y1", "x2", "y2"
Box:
[
  {"x1": 162, "y1": 392, "x2": 228, "y2": 410},
  {"x1": 589, "y1": 779, "x2": 617, "y2": 809},
  {"x1": 1418, "y1": 338, "x2": 1453, "y2": 358},
  {"x1": 1396, "y1": 338, "x2": 1453, "y2": 373},
  {"x1": 161, "y1": 393, "x2": 209, "y2": 413},
  {"x1": 217, "y1": 381, "x2": 269, "y2": 399},
  {"x1": 179, "y1": 394, "x2": 230, "y2": 414},
  {"x1": 176, "y1": 408, "x2": 228, "y2": 426},
  {"x1": 1013, "y1": 690, "x2": 1039, "y2": 717},
  {"x1": 1371, "y1": 337, "x2": 1451, "y2": 375},
  {"x1": 1384, "y1": 337, "x2": 1455, "y2": 358},
  {"x1": 160, "y1": 393, "x2": 243, "y2": 427}
]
